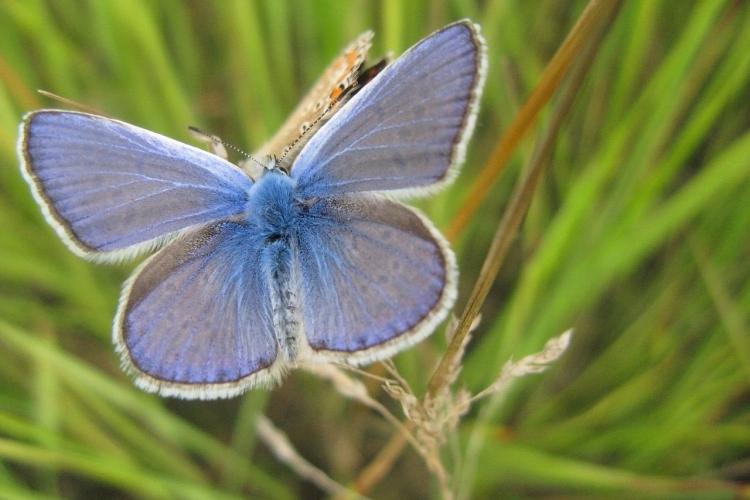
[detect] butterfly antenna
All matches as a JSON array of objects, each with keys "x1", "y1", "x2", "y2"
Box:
[
  {"x1": 38, "y1": 90, "x2": 107, "y2": 116},
  {"x1": 277, "y1": 58, "x2": 388, "y2": 165},
  {"x1": 187, "y1": 125, "x2": 269, "y2": 171},
  {"x1": 278, "y1": 90, "x2": 347, "y2": 164}
]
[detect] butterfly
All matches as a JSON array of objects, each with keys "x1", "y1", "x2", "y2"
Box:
[{"x1": 17, "y1": 20, "x2": 487, "y2": 399}]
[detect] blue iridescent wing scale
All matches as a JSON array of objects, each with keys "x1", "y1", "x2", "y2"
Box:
[
  {"x1": 296, "y1": 195, "x2": 456, "y2": 362},
  {"x1": 115, "y1": 221, "x2": 281, "y2": 399},
  {"x1": 292, "y1": 21, "x2": 486, "y2": 197},
  {"x1": 18, "y1": 110, "x2": 253, "y2": 261}
]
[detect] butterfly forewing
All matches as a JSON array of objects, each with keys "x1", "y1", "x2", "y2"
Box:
[
  {"x1": 291, "y1": 21, "x2": 486, "y2": 197},
  {"x1": 19, "y1": 111, "x2": 253, "y2": 260}
]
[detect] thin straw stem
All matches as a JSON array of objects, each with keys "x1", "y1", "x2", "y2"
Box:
[
  {"x1": 446, "y1": 0, "x2": 622, "y2": 240},
  {"x1": 349, "y1": 2, "x2": 622, "y2": 494}
]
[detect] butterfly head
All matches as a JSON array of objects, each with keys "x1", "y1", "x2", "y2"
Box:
[
  {"x1": 261, "y1": 154, "x2": 282, "y2": 173},
  {"x1": 245, "y1": 168, "x2": 298, "y2": 242}
]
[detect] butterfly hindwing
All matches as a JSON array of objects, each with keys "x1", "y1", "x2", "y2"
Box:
[
  {"x1": 19, "y1": 110, "x2": 253, "y2": 261},
  {"x1": 247, "y1": 30, "x2": 374, "y2": 169},
  {"x1": 291, "y1": 21, "x2": 486, "y2": 197},
  {"x1": 115, "y1": 221, "x2": 281, "y2": 399},
  {"x1": 296, "y1": 195, "x2": 456, "y2": 363}
]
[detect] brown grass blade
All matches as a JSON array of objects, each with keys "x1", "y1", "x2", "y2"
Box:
[{"x1": 446, "y1": 0, "x2": 622, "y2": 240}]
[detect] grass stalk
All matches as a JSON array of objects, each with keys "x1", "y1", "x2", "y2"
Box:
[{"x1": 446, "y1": 0, "x2": 622, "y2": 240}]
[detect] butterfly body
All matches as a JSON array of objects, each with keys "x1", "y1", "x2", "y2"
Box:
[
  {"x1": 18, "y1": 21, "x2": 487, "y2": 399},
  {"x1": 248, "y1": 169, "x2": 303, "y2": 361},
  {"x1": 246, "y1": 168, "x2": 299, "y2": 243}
]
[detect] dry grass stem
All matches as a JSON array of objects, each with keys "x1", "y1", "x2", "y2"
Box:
[
  {"x1": 443, "y1": 314, "x2": 482, "y2": 390},
  {"x1": 310, "y1": 362, "x2": 455, "y2": 493},
  {"x1": 350, "y1": 3, "x2": 621, "y2": 492},
  {"x1": 304, "y1": 364, "x2": 427, "y2": 460},
  {"x1": 446, "y1": 0, "x2": 622, "y2": 239},
  {"x1": 256, "y1": 415, "x2": 366, "y2": 499},
  {"x1": 427, "y1": 0, "x2": 622, "y2": 402},
  {"x1": 456, "y1": 14, "x2": 620, "y2": 494},
  {"x1": 471, "y1": 329, "x2": 573, "y2": 402},
  {"x1": 37, "y1": 90, "x2": 106, "y2": 116},
  {"x1": 352, "y1": 430, "x2": 409, "y2": 494}
]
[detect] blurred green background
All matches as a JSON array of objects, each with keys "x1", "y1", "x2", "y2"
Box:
[{"x1": 1, "y1": 1, "x2": 749, "y2": 498}]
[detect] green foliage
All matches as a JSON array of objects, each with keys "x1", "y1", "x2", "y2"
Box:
[{"x1": 0, "y1": 1, "x2": 748, "y2": 498}]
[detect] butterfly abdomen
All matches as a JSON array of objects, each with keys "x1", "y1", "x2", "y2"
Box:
[{"x1": 262, "y1": 240, "x2": 301, "y2": 362}]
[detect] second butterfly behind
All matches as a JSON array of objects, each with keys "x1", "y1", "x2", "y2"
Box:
[{"x1": 17, "y1": 21, "x2": 487, "y2": 399}]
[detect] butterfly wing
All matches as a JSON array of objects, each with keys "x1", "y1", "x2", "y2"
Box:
[
  {"x1": 291, "y1": 20, "x2": 486, "y2": 198},
  {"x1": 115, "y1": 221, "x2": 281, "y2": 399},
  {"x1": 247, "y1": 30, "x2": 373, "y2": 167},
  {"x1": 19, "y1": 110, "x2": 253, "y2": 261},
  {"x1": 296, "y1": 195, "x2": 456, "y2": 363}
]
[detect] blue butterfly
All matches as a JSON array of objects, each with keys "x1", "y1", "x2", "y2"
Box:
[{"x1": 17, "y1": 20, "x2": 486, "y2": 399}]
